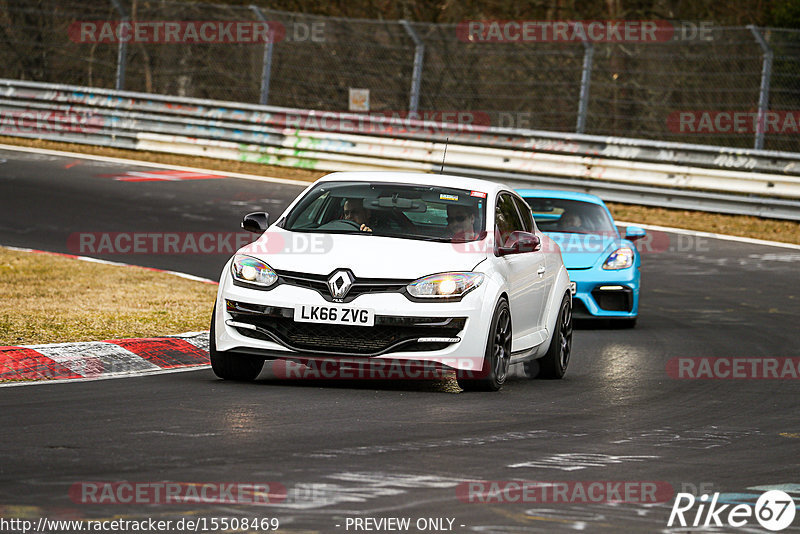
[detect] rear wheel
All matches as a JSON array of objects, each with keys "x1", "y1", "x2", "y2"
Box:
[
  {"x1": 458, "y1": 299, "x2": 511, "y2": 392},
  {"x1": 209, "y1": 304, "x2": 264, "y2": 381},
  {"x1": 537, "y1": 292, "x2": 573, "y2": 379}
]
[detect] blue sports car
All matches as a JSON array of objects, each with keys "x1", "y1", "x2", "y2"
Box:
[{"x1": 516, "y1": 190, "x2": 646, "y2": 327}]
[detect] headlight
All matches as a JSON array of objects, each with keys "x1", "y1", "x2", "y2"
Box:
[
  {"x1": 231, "y1": 255, "x2": 278, "y2": 287},
  {"x1": 603, "y1": 247, "x2": 634, "y2": 270},
  {"x1": 407, "y1": 272, "x2": 484, "y2": 298}
]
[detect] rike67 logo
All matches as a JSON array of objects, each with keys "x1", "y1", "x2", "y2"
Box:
[{"x1": 668, "y1": 490, "x2": 796, "y2": 531}]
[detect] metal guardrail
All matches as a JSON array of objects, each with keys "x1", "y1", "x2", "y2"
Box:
[
  {"x1": 449, "y1": 167, "x2": 800, "y2": 221},
  {"x1": 2, "y1": 78, "x2": 800, "y2": 220}
]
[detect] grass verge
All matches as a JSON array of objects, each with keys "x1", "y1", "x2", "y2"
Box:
[
  {"x1": 607, "y1": 203, "x2": 800, "y2": 245},
  {"x1": 0, "y1": 247, "x2": 218, "y2": 345}
]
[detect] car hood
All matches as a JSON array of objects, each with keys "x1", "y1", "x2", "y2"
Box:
[
  {"x1": 545, "y1": 232, "x2": 624, "y2": 269},
  {"x1": 237, "y1": 227, "x2": 488, "y2": 279}
]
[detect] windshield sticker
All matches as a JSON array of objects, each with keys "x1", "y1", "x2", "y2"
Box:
[{"x1": 439, "y1": 194, "x2": 459, "y2": 202}]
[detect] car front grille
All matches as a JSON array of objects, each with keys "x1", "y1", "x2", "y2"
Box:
[
  {"x1": 225, "y1": 300, "x2": 466, "y2": 356},
  {"x1": 275, "y1": 269, "x2": 412, "y2": 303}
]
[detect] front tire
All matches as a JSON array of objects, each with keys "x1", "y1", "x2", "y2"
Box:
[
  {"x1": 209, "y1": 304, "x2": 264, "y2": 381},
  {"x1": 537, "y1": 292, "x2": 573, "y2": 379},
  {"x1": 458, "y1": 298, "x2": 512, "y2": 392}
]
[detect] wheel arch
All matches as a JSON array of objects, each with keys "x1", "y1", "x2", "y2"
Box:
[{"x1": 541, "y1": 265, "x2": 572, "y2": 353}]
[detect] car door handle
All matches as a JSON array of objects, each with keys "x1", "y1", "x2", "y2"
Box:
[{"x1": 537, "y1": 266, "x2": 546, "y2": 277}]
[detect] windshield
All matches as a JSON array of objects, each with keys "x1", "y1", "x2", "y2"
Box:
[
  {"x1": 524, "y1": 198, "x2": 617, "y2": 234},
  {"x1": 283, "y1": 181, "x2": 487, "y2": 242}
]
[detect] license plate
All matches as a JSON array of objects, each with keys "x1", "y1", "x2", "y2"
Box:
[
  {"x1": 294, "y1": 304, "x2": 375, "y2": 326},
  {"x1": 569, "y1": 281, "x2": 577, "y2": 295}
]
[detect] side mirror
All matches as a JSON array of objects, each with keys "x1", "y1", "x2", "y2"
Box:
[
  {"x1": 498, "y1": 231, "x2": 541, "y2": 256},
  {"x1": 624, "y1": 226, "x2": 647, "y2": 241},
  {"x1": 241, "y1": 212, "x2": 269, "y2": 233}
]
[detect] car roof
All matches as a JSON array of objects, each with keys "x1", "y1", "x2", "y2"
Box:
[
  {"x1": 516, "y1": 188, "x2": 607, "y2": 206},
  {"x1": 318, "y1": 171, "x2": 509, "y2": 196}
]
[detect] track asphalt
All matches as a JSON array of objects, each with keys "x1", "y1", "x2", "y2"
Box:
[{"x1": 1, "y1": 147, "x2": 798, "y2": 532}]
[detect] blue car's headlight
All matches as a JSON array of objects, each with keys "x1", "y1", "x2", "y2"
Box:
[
  {"x1": 603, "y1": 247, "x2": 634, "y2": 270},
  {"x1": 407, "y1": 272, "x2": 484, "y2": 298},
  {"x1": 231, "y1": 255, "x2": 278, "y2": 287}
]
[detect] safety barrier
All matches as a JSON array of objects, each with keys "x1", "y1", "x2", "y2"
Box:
[{"x1": 2, "y1": 78, "x2": 800, "y2": 220}]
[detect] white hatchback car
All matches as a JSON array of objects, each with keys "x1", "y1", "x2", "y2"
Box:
[{"x1": 211, "y1": 172, "x2": 573, "y2": 391}]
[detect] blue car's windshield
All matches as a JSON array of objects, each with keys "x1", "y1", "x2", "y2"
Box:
[{"x1": 524, "y1": 198, "x2": 616, "y2": 234}]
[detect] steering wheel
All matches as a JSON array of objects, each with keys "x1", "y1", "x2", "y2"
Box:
[{"x1": 337, "y1": 219, "x2": 362, "y2": 229}]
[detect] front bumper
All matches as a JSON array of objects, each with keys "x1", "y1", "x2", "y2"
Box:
[
  {"x1": 215, "y1": 273, "x2": 495, "y2": 372},
  {"x1": 568, "y1": 266, "x2": 640, "y2": 319}
]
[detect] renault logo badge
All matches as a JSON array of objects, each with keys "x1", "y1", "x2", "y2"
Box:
[{"x1": 327, "y1": 269, "x2": 354, "y2": 299}]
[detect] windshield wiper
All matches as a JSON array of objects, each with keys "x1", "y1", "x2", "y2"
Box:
[
  {"x1": 375, "y1": 233, "x2": 452, "y2": 242},
  {"x1": 289, "y1": 228, "x2": 369, "y2": 235}
]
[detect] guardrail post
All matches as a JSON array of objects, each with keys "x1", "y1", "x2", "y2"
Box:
[
  {"x1": 250, "y1": 5, "x2": 274, "y2": 106},
  {"x1": 576, "y1": 40, "x2": 594, "y2": 134},
  {"x1": 109, "y1": 0, "x2": 128, "y2": 90},
  {"x1": 748, "y1": 25, "x2": 773, "y2": 150},
  {"x1": 400, "y1": 20, "x2": 424, "y2": 113}
]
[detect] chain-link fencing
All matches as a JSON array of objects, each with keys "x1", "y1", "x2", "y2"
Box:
[{"x1": 1, "y1": 0, "x2": 799, "y2": 152}]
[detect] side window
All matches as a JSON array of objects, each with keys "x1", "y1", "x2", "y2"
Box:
[
  {"x1": 513, "y1": 196, "x2": 535, "y2": 233},
  {"x1": 495, "y1": 193, "x2": 524, "y2": 246},
  {"x1": 292, "y1": 191, "x2": 331, "y2": 228}
]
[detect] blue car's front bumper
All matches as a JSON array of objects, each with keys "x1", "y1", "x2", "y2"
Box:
[{"x1": 568, "y1": 266, "x2": 640, "y2": 319}]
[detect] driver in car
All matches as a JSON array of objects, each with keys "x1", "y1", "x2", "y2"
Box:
[
  {"x1": 446, "y1": 204, "x2": 477, "y2": 240},
  {"x1": 343, "y1": 198, "x2": 373, "y2": 232},
  {"x1": 560, "y1": 210, "x2": 583, "y2": 232}
]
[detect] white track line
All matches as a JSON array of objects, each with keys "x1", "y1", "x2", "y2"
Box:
[
  {"x1": 2, "y1": 245, "x2": 218, "y2": 284},
  {"x1": 1, "y1": 143, "x2": 796, "y2": 249},
  {"x1": 0, "y1": 142, "x2": 313, "y2": 186},
  {"x1": 616, "y1": 221, "x2": 800, "y2": 250},
  {"x1": 0, "y1": 365, "x2": 211, "y2": 388}
]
